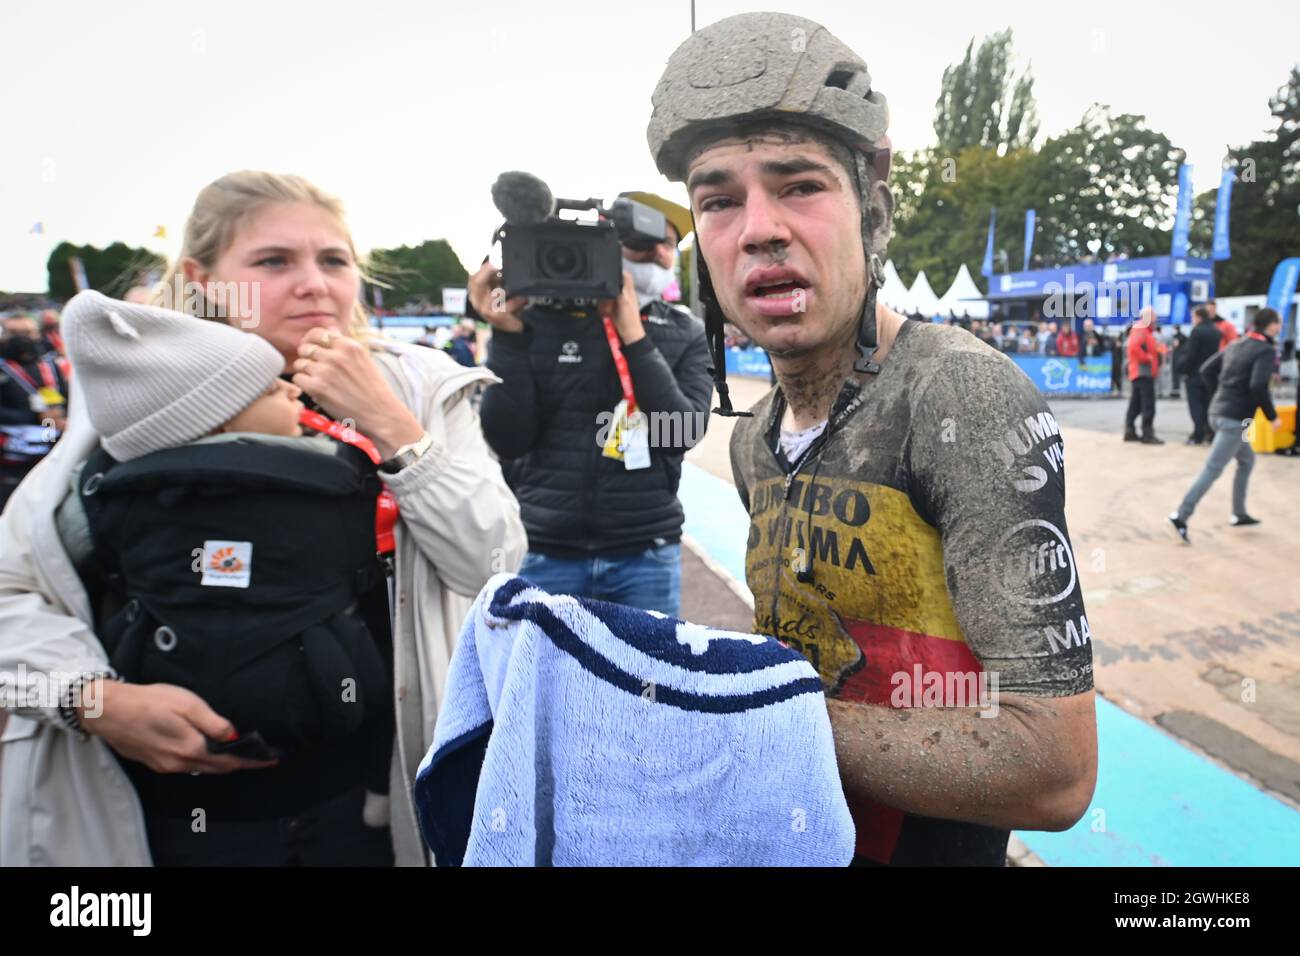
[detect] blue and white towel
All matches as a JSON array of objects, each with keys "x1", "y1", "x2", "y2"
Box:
[{"x1": 414, "y1": 574, "x2": 855, "y2": 866}]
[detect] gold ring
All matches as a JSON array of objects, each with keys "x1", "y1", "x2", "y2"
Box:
[
  {"x1": 321, "y1": 331, "x2": 336, "y2": 347},
  {"x1": 306, "y1": 345, "x2": 319, "y2": 360}
]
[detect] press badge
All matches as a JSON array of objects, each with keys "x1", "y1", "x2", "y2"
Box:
[
  {"x1": 620, "y1": 410, "x2": 651, "y2": 470},
  {"x1": 37, "y1": 386, "x2": 64, "y2": 407},
  {"x1": 601, "y1": 400, "x2": 628, "y2": 461}
]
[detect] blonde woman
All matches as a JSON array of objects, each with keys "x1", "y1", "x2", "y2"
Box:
[{"x1": 0, "y1": 171, "x2": 526, "y2": 865}]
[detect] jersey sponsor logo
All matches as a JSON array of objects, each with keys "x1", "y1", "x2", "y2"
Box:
[
  {"x1": 990, "y1": 410, "x2": 1065, "y2": 493},
  {"x1": 558, "y1": 340, "x2": 582, "y2": 364},
  {"x1": 745, "y1": 474, "x2": 968, "y2": 696},
  {"x1": 746, "y1": 477, "x2": 876, "y2": 575},
  {"x1": 1045, "y1": 613, "x2": 1092, "y2": 654},
  {"x1": 995, "y1": 519, "x2": 1077, "y2": 606}
]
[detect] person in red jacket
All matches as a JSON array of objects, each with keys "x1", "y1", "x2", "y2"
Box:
[
  {"x1": 1208, "y1": 300, "x2": 1238, "y2": 351},
  {"x1": 1124, "y1": 307, "x2": 1166, "y2": 444},
  {"x1": 1055, "y1": 323, "x2": 1080, "y2": 358}
]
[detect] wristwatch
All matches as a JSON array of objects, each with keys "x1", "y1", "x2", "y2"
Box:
[{"x1": 379, "y1": 432, "x2": 434, "y2": 474}]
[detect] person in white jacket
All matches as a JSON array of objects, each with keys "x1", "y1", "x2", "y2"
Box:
[{"x1": 0, "y1": 170, "x2": 527, "y2": 866}]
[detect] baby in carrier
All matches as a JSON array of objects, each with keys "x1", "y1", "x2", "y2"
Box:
[{"x1": 59, "y1": 291, "x2": 392, "y2": 819}]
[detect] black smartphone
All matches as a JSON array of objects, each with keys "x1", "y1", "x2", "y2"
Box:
[{"x1": 205, "y1": 730, "x2": 283, "y2": 762}]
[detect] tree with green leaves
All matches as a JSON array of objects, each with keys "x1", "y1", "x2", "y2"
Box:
[
  {"x1": 366, "y1": 239, "x2": 469, "y2": 309},
  {"x1": 1026, "y1": 105, "x2": 1185, "y2": 265},
  {"x1": 889, "y1": 146, "x2": 1037, "y2": 288},
  {"x1": 1201, "y1": 65, "x2": 1300, "y2": 295},
  {"x1": 45, "y1": 241, "x2": 167, "y2": 302},
  {"x1": 891, "y1": 105, "x2": 1185, "y2": 290},
  {"x1": 933, "y1": 29, "x2": 1039, "y2": 155}
]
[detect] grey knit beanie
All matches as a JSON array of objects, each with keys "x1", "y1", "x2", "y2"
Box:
[{"x1": 61, "y1": 290, "x2": 285, "y2": 461}]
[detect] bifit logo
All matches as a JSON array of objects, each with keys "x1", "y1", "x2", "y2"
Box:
[{"x1": 995, "y1": 520, "x2": 1077, "y2": 606}]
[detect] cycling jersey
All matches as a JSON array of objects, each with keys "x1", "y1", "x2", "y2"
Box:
[{"x1": 730, "y1": 320, "x2": 1094, "y2": 865}]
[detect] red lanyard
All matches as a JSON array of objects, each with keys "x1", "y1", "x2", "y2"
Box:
[
  {"x1": 2, "y1": 358, "x2": 56, "y2": 394},
  {"x1": 299, "y1": 408, "x2": 382, "y2": 462},
  {"x1": 298, "y1": 407, "x2": 398, "y2": 555},
  {"x1": 601, "y1": 315, "x2": 638, "y2": 414},
  {"x1": 1246, "y1": 331, "x2": 1269, "y2": 343}
]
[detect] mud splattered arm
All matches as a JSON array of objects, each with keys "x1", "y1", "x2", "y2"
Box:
[{"x1": 827, "y1": 690, "x2": 1097, "y2": 830}]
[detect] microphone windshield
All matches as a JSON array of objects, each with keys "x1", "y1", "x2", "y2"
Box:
[{"x1": 491, "y1": 171, "x2": 555, "y2": 226}]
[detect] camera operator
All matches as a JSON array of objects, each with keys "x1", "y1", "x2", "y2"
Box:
[
  {"x1": 1, "y1": 313, "x2": 70, "y2": 509},
  {"x1": 470, "y1": 196, "x2": 712, "y2": 616}
]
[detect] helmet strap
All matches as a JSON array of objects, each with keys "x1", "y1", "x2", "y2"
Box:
[
  {"x1": 852, "y1": 152, "x2": 885, "y2": 376},
  {"x1": 692, "y1": 212, "x2": 753, "y2": 418}
]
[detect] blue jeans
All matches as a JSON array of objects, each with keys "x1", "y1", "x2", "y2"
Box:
[
  {"x1": 518, "y1": 543, "x2": 682, "y2": 616},
  {"x1": 1176, "y1": 415, "x2": 1256, "y2": 521}
]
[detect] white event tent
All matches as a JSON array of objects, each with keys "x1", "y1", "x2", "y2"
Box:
[
  {"x1": 877, "y1": 259, "x2": 911, "y2": 312},
  {"x1": 934, "y1": 263, "x2": 990, "y2": 319},
  {"x1": 907, "y1": 270, "x2": 942, "y2": 318}
]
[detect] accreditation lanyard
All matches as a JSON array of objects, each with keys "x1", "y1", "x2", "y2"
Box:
[
  {"x1": 298, "y1": 407, "x2": 399, "y2": 556},
  {"x1": 1245, "y1": 332, "x2": 1269, "y2": 343},
  {"x1": 601, "y1": 315, "x2": 638, "y2": 414},
  {"x1": 2, "y1": 358, "x2": 56, "y2": 394}
]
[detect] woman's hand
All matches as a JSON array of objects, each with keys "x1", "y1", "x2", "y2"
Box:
[
  {"x1": 468, "y1": 260, "x2": 526, "y2": 334},
  {"x1": 81, "y1": 680, "x2": 278, "y2": 775},
  {"x1": 291, "y1": 328, "x2": 424, "y2": 459}
]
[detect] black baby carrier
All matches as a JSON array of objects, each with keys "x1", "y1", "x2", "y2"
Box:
[{"x1": 79, "y1": 437, "x2": 388, "y2": 757}]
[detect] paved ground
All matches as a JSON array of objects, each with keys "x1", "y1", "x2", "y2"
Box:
[{"x1": 680, "y1": 374, "x2": 1300, "y2": 810}]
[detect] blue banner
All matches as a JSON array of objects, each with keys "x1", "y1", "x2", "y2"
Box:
[
  {"x1": 725, "y1": 347, "x2": 773, "y2": 378},
  {"x1": 1266, "y1": 257, "x2": 1300, "y2": 341},
  {"x1": 1023, "y1": 209, "x2": 1036, "y2": 272},
  {"x1": 1170, "y1": 290, "x2": 1189, "y2": 326},
  {"x1": 981, "y1": 208, "x2": 997, "y2": 277},
  {"x1": 1011, "y1": 354, "x2": 1115, "y2": 395},
  {"x1": 1212, "y1": 169, "x2": 1234, "y2": 261},
  {"x1": 986, "y1": 256, "x2": 1214, "y2": 301},
  {"x1": 1171, "y1": 163, "x2": 1193, "y2": 259},
  {"x1": 728, "y1": 346, "x2": 1115, "y2": 396}
]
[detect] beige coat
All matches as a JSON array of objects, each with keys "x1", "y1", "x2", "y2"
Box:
[{"x1": 0, "y1": 338, "x2": 526, "y2": 865}]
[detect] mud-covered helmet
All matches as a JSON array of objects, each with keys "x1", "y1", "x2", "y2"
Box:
[
  {"x1": 647, "y1": 12, "x2": 891, "y2": 185},
  {"x1": 647, "y1": 14, "x2": 894, "y2": 416}
]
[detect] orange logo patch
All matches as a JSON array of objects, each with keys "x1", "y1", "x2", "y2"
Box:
[{"x1": 208, "y1": 547, "x2": 244, "y2": 574}]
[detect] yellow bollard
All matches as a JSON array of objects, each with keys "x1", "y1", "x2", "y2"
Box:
[
  {"x1": 1251, "y1": 405, "x2": 1296, "y2": 452},
  {"x1": 1278, "y1": 405, "x2": 1296, "y2": 451}
]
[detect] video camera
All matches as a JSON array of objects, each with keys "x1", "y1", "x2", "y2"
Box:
[{"x1": 491, "y1": 171, "x2": 667, "y2": 303}]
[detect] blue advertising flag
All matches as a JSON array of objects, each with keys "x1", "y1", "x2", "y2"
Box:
[
  {"x1": 1171, "y1": 290, "x2": 1189, "y2": 326},
  {"x1": 1171, "y1": 164, "x2": 1193, "y2": 259},
  {"x1": 1023, "y1": 209, "x2": 1036, "y2": 272},
  {"x1": 981, "y1": 208, "x2": 996, "y2": 277},
  {"x1": 1265, "y1": 257, "x2": 1300, "y2": 342},
  {"x1": 1212, "y1": 169, "x2": 1235, "y2": 261}
]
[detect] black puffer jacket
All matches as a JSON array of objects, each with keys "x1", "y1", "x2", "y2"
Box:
[
  {"x1": 1201, "y1": 333, "x2": 1279, "y2": 423},
  {"x1": 480, "y1": 300, "x2": 713, "y2": 556},
  {"x1": 1181, "y1": 321, "x2": 1221, "y2": 382}
]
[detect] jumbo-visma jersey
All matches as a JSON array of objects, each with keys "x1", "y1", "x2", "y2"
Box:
[{"x1": 729, "y1": 321, "x2": 1094, "y2": 865}]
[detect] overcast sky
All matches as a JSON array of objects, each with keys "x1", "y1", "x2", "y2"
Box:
[{"x1": 2, "y1": 0, "x2": 1295, "y2": 292}]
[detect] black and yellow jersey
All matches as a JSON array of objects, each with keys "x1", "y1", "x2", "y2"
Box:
[{"x1": 730, "y1": 320, "x2": 1094, "y2": 865}]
